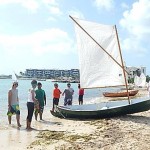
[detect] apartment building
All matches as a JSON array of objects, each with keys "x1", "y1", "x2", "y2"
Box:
[
  {"x1": 126, "y1": 66, "x2": 146, "y2": 78},
  {"x1": 25, "y1": 69, "x2": 80, "y2": 79}
]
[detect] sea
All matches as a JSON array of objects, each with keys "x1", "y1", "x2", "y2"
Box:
[{"x1": 0, "y1": 79, "x2": 119, "y2": 125}]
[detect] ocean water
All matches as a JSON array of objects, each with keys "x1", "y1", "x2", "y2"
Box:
[{"x1": 0, "y1": 79, "x2": 108, "y2": 125}]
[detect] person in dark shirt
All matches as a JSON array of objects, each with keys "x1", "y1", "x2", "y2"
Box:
[
  {"x1": 62, "y1": 83, "x2": 74, "y2": 106},
  {"x1": 35, "y1": 82, "x2": 46, "y2": 120}
]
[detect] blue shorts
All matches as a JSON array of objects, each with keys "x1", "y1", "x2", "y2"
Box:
[
  {"x1": 7, "y1": 104, "x2": 20, "y2": 116},
  {"x1": 64, "y1": 98, "x2": 72, "y2": 106}
]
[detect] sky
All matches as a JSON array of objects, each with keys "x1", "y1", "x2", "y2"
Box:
[{"x1": 0, "y1": 0, "x2": 150, "y2": 75}]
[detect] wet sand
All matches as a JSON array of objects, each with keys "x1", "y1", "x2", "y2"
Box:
[{"x1": 1, "y1": 89, "x2": 150, "y2": 150}]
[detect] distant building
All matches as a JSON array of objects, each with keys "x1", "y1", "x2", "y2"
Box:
[
  {"x1": 0, "y1": 75, "x2": 12, "y2": 79},
  {"x1": 25, "y1": 69, "x2": 80, "y2": 79},
  {"x1": 126, "y1": 66, "x2": 146, "y2": 78},
  {"x1": 24, "y1": 67, "x2": 146, "y2": 80}
]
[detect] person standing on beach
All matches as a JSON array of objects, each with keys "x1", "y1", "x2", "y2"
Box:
[
  {"x1": 147, "y1": 81, "x2": 150, "y2": 97},
  {"x1": 62, "y1": 83, "x2": 74, "y2": 106},
  {"x1": 78, "y1": 83, "x2": 84, "y2": 105},
  {"x1": 26, "y1": 80, "x2": 38, "y2": 130},
  {"x1": 35, "y1": 82, "x2": 46, "y2": 120},
  {"x1": 52, "y1": 83, "x2": 62, "y2": 111},
  {"x1": 7, "y1": 81, "x2": 21, "y2": 127}
]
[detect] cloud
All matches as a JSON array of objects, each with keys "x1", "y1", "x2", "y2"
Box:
[
  {"x1": 21, "y1": 0, "x2": 40, "y2": 12},
  {"x1": 0, "y1": 28, "x2": 75, "y2": 56},
  {"x1": 119, "y1": 0, "x2": 150, "y2": 55},
  {"x1": 0, "y1": 0, "x2": 63, "y2": 15},
  {"x1": 68, "y1": 10, "x2": 85, "y2": 19},
  {"x1": 0, "y1": 27, "x2": 77, "y2": 74},
  {"x1": 42, "y1": 0, "x2": 57, "y2": 5},
  {"x1": 121, "y1": 38, "x2": 147, "y2": 57},
  {"x1": 94, "y1": 0, "x2": 114, "y2": 11},
  {"x1": 47, "y1": 16, "x2": 57, "y2": 21},
  {"x1": 0, "y1": 0, "x2": 19, "y2": 5},
  {"x1": 42, "y1": 0, "x2": 63, "y2": 16},
  {"x1": 0, "y1": 0, "x2": 40, "y2": 12},
  {"x1": 49, "y1": 5, "x2": 63, "y2": 15},
  {"x1": 121, "y1": 2, "x2": 129, "y2": 9}
]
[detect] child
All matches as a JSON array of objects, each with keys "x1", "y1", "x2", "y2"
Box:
[
  {"x1": 78, "y1": 83, "x2": 84, "y2": 105},
  {"x1": 52, "y1": 83, "x2": 62, "y2": 111}
]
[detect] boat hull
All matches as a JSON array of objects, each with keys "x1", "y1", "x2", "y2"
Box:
[
  {"x1": 50, "y1": 98, "x2": 150, "y2": 119},
  {"x1": 103, "y1": 90, "x2": 139, "y2": 97}
]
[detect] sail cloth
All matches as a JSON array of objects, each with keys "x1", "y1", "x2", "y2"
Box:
[
  {"x1": 73, "y1": 17, "x2": 126, "y2": 88},
  {"x1": 134, "y1": 75, "x2": 140, "y2": 87},
  {"x1": 134, "y1": 73, "x2": 146, "y2": 87},
  {"x1": 139, "y1": 73, "x2": 146, "y2": 87},
  {"x1": 12, "y1": 71, "x2": 18, "y2": 82}
]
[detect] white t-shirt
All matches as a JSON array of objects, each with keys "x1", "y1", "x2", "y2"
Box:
[{"x1": 27, "y1": 89, "x2": 35, "y2": 103}]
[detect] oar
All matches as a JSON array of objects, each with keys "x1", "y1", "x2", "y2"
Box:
[{"x1": 55, "y1": 106, "x2": 66, "y2": 119}]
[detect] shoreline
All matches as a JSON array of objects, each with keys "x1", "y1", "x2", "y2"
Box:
[{"x1": 1, "y1": 88, "x2": 150, "y2": 150}]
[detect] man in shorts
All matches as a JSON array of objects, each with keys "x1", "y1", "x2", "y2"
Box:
[
  {"x1": 35, "y1": 82, "x2": 46, "y2": 120},
  {"x1": 7, "y1": 81, "x2": 21, "y2": 127},
  {"x1": 62, "y1": 83, "x2": 74, "y2": 106}
]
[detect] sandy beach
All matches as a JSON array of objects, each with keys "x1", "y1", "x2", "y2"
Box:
[{"x1": 1, "y1": 89, "x2": 150, "y2": 150}]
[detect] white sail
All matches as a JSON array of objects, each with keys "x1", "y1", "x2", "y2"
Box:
[
  {"x1": 134, "y1": 75, "x2": 140, "y2": 87},
  {"x1": 12, "y1": 71, "x2": 18, "y2": 82},
  {"x1": 73, "y1": 18, "x2": 125, "y2": 88},
  {"x1": 139, "y1": 73, "x2": 146, "y2": 87},
  {"x1": 135, "y1": 73, "x2": 146, "y2": 87}
]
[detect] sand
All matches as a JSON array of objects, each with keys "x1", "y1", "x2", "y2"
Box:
[{"x1": 1, "y1": 89, "x2": 150, "y2": 150}]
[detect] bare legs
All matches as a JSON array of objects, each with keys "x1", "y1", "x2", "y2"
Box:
[
  {"x1": 8, "y1": 115, "x2": 21, "y2": 127},
  {"x1": 79, "y1": 100, "x2": 83, "y2": 105},
  {"x1": 16, "y1": 114, "x2": 21, "y2": 127},
  {"x1": 39, "y1": 112, "x2": 42, "y2": 120},
  {"x1": 26, "y1": 102, "x2": 34, "y2": 130},
  {"x1": 26, "y1": 119, "x2": 32, "y2": 130},
  {"x1": 8, "y1": 116, "x2": 11, "y2": 125},
  {"x1": 35, "y1": 111, "x2": 43, "y2": 120},
  {"x1": 34, "y1": 111, "x2": 38, "y2": 121}
]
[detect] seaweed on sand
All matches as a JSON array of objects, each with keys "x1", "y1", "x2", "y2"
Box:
[{"x1": 28, "y1": 130, "x2": 92, "y2": 149}]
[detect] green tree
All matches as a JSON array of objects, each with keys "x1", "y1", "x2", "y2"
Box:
[
  {"x1": 146, "y1": 75, "x2": 150, "y2": 83},
  {"x1": 128, "y1": 78, "x2": 134, "y2": 84}
]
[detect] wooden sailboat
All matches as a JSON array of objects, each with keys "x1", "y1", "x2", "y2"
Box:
[
  {"x1": 50, "y1": 16, "x2": 150, "y2": 119},
  {"x1": 103, "y1": 89, "x2": 139, "y2": 97}
]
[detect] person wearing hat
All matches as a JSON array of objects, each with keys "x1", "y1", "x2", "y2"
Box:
[
  {"x1": 7, "y1": 81, "x2": 21, "y2": 127},
  {"x1": 52, "y1": 83, "x2": 62, "y2": 111},
  {"x1": 26, "y1": 80, "x2": 38, "y2": 130},
  {"x1": 35, "y1": 82, "x2": 46, "y2": 120},
  {"x1": 62, "y1": 83, "x2": 74, "y2": 106}
]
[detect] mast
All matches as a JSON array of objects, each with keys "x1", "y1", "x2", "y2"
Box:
[
  {"x1": 114, "y1": 25, "x2": 130, "y2": 104},
  {"x1": 69, "y1": 15, "x2": 128, "y2": 74}
]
